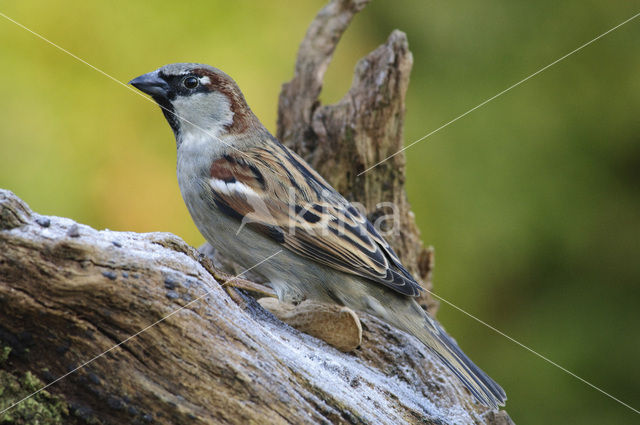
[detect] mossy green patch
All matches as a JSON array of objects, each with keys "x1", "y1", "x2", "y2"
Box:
[
  {"x1": 0, "y1": 347, "x2": 69, "y2": 425},
  {"x1": 0, "y1": 347, "x2": 10, "y2": 364}
]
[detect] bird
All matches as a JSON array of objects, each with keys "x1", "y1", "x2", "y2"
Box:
[{"x1": 129, "y1": 63, "x2": 506, "y2": 409}]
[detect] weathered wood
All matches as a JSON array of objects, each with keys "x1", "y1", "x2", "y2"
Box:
[
  {"x1": 0, "y1": 190, "x2": 513, "y2": 424},
  {"x1": 258, "y1": 298, "x2": 363, "y2": 352}
]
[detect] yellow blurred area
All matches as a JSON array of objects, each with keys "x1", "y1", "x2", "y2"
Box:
[
  {"x1": 1, "y1": 1, "x2": 639, "y2": 424},
  {"x1": 0, "y1": 0, "x2": 374, "y2": 246}
]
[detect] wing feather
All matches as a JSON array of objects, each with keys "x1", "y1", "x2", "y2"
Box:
[{"x1": 208, "y1": 143, "x2": 423, "y2": 296}]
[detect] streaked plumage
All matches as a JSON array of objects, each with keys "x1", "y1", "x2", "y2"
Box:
[
  {"x1": 130, "y1": 63, "x2": 506, "y2": 409},
  {"x1": 207, "y1": 144, "x2": 422, "y2": 297}
]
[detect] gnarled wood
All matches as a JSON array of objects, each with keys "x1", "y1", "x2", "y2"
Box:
[{"x1": 0, "y1": 190, "x2": 513, "y2": 424}]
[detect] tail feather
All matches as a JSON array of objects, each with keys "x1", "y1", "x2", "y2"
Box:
[
  {"x1": 427, "y1": 320, "x2": 506, "y2": 408},
  {"x1": 398, "y1": 301, "x2": 507, "y2": 409}
]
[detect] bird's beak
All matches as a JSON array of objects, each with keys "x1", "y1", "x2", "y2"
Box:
[{"x1": 129, "y1": 71, "x2": 170, "y2": 98}]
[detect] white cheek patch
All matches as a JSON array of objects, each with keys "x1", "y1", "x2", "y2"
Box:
[
  {"x1": 172, "y1": 91, "x2": 234, "y2": 137},
  {"x1": 209, "y1": 178, "x2": 258, "y2": 198}
]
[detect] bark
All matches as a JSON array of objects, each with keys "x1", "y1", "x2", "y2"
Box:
[
  {"x1": 0, "y1": 190, "x2": 512, "y2": 425},
  {"x1": 0, "y1": 1, "x2": 514, "y2": 424}
]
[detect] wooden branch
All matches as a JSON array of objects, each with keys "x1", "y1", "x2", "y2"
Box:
[
  {"x1": 277, "y1": 0, "x2": 370, "y2": 153},
  {"x1": 0, "y1": 190, "x2": 513, "y2": 424}
]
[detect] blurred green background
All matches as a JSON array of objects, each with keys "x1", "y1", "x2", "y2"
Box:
[{"x1": 1, "y1": 1, "x2": 638, "y2": 423}]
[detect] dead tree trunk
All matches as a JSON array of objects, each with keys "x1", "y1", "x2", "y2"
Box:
[
  {"x1": 276, "y1": 0, "x2": 437, "y2": 314},
  {"x1": 0, "y1": 1, "x2": 513, "y2": 424}
]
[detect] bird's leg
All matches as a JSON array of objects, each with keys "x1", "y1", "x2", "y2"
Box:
[{"x1": 215, "y1": 270, "x2": 277, "y2": 298}]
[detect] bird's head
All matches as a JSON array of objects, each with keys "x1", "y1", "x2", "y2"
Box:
[{"x1": 129, "y1": 63, "x2": 256, "y2": 143}]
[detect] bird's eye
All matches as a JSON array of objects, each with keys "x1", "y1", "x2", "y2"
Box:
[{"x1": 183, "y1": 76, "x2": 199, "y2": 89}]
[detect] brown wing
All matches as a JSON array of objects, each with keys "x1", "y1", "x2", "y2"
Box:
[{"x1": 207, "y1": 141, "x2": 423, "y2": 297}]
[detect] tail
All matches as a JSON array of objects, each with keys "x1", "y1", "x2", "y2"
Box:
[{"x1": 394, "y1": 301, "x2": 507, "y2": 409}]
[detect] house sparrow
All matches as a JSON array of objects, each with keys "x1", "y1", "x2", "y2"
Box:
[{"x1": 130, "y1": 63, "x2": 506, "y2": 409}]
